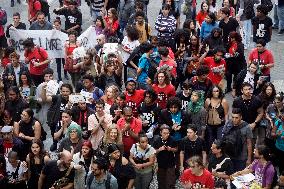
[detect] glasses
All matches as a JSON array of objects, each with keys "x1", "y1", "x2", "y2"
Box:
[
  {"x1": 70, "y1": 130, "x2": 77, "y2": 133},
  {"x1": 84, "y1": 57, "x2": 90, "y2": 60},
  {"x1": 213, "y1": 90, "x2": 219, "y2": 92}
]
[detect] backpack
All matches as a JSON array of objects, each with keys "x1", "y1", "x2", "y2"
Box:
[
  {"x1": 207, "y1": 102, "x2": 222, "y2": 126},
  {"x1": 133, "y1": 21, "x2": 150, "y2": 41},
  {"x1": 222, "y1": 121, "x2": 245, "y2": 158},
  {"x1": 87, "y1": 172, "x2": 111, "y2": 189},
  {"x1": 261, "y1": 0, "x2": 273, "y2": 12},
  {"x1": 47, "y1": 95, "x2": 62, "y2": 127},
  {"x1": 147, "y1": 58, "x2": 158, "y2": 81},
  {"x1": 0, "y1": 8, "x2": 7, "y2": 25},
  {"x1": 34, "y1": 0, "x2": 50, "y2": 17}
]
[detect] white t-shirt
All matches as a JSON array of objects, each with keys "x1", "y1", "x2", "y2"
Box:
[
  {"x1": 244, "y1": 71, "x2": 255, "y2": 91},
  {"x1": 121, "y1": 36, "x2": 140, "y2": 63},
  {"x1": 6, "y1": 159, "x2": 28, "y2": 181},
  {"x1": 13, "y1": 66, "x2": 21, "y2": 86}
]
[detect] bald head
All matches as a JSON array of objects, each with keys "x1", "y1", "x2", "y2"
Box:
[{"x1": 60, "y1": 150, "x2": 73, "y2": 167}]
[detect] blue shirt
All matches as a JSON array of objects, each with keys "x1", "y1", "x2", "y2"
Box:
[
  {"x1": 200, "y1": 21, "x2": 219, "y2": 40},
  {"x1": 137, "y1": 53, "x2": 150, "y2": 84},
  {"x1": 171, "y1": 111, "x2": 182, "y2": 141}
]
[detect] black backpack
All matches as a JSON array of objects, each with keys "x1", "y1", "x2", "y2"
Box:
[
  {"x1": 261, "y1": 0, "x2": 273, "y2": 12},
  {"x1": 222, "y1": 122, "x2": 245, "y2": 158},
  {"x1": 87, "y1": 172, "x2": 111, "y2": 189}
]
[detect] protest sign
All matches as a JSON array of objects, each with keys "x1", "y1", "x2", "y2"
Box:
[
  {"x1": 8, "y1": 28, "x2": 68, "y2": 59},
  {"x1": 80, "y1": 90, "x2": 93, "y2": 104},
  {"x1": 77, "y1": 26, "x2": 97, "y2": 50},
  {"x1": 46, "y1": 80, "x2": 60, "y2": 95},
  {"x1": 69, "y1": 94, "x2": 86, "y2": 104}
]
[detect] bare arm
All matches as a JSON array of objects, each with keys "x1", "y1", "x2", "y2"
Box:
[
  {"x1": 180, "y1": 151, "x2": 185, "y2": 170},
  {"x1": 246, "y1": 138, "x2": 252, "y2": 165},
  {"x1": 222, "y1": 99, "x2": 229, "y2": 122},
  {"x1": 13, "y1": 121, "x2": 20, "y2": 136},
  {"x1": 38, "y1": 172, "x2": 46, "y2": 189}
]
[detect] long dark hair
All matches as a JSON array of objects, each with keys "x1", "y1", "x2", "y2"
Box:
[
  {"x1": 19, "y1": 71, "x2": 34, "y2": 87},
  {"x1": 28, "y1": 139, "x2": 48, "y2": 164}
]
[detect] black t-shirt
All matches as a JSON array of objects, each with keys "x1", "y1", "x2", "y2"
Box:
[
  {"x1": 252, "y1": 16, "x2": 273, "y2": 43},
  {"x1": 180, "y1": 137, "x2": 206, "y2": 163},
  {"x1": 153, "y1": 136, "x2": 177, "y2": 168},
  {"x1": 232, "y1": 96, "x2": 262, "y2": 124},
  {"x1": 208, "y1": 154, "x2": 234, "y2": 175},
  {"x1": 42, "y1": 160, "x2": 75, "y2": 189},
  {"x1": 6, "y1": 22, "x2": 26, "y2": 38},
  {"x1": 53, "y1": 8, "x2": 82, "y2": 34},
  {"x1": 219, "y1": 17, "x2": 239, "y2": 45},
  {"x1": 138, "y1": 102, "x2": 161, "y2": 135},
  {"x1": 176, "y1": 92, "x2": 191, "y2": 110}
]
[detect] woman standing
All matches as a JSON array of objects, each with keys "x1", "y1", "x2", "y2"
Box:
[
  {"x1": 205, "y1": 85, "x2": 229, "y2": 148},
  {"x1": 108, "y1": 143, "x2": 136, "y2": 189},
  {"x1": 64, "y1": 30, "x2": 80, "y2": 86},
  {"x1": 103, "y1": 8, "x2": 119, "y2": 38},
  {"x1": 225, "y1": 31, "x2": 246, "y2": 93},
  {"x1": 13, "y1": 108, "x2": 42, "y2": 158},
  {"x1": 121, "y1": 26, "x2": 140, "y2": 64},
  {"x1": 19, "y1": 72, "x2": 36, "y2": 109},
  {"x1": 73, "y1": 140, "x2": 94, "y2": 189},
  {"x1": 196, "y1": 1, "x2": 209, "y2": 27},
  {"x1": 53, "y1": 17, "x2": 68, "y2": 81},
  {"x1": 26, "y1": 139, "x2": 50, "y2": 189},
  {"x1": 129, "y1": 132, "x2": 155, "y2": 189},
  {"x1": 200, "y1": 12, "x2": 218, "y2": 41},
  {"x1": 188, "y1": 90, "x2": 207, "y2": 139},
  {"x1": 152, "y1": 69, "x2": 176, "y2": 109}
]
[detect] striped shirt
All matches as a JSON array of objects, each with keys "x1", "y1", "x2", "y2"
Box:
[
  {"x1": 91, "y1": 0, "x2": 105, "y2": 11},
  {"x1": 155, "y1": 14, "x2": 176, "y2": 39}
]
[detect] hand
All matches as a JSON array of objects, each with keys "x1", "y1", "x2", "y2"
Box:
[
  {"x1": 182, "y1": 181, "x2": 192, "y2": 189},
  {"x1": 180, "y1": 166, "x2": 184, "y2": 172},
  {"x1": 114, "y1": 109, "x2": 122, "y2": 116},
  {"x1": 166, "y1": 146, "x2": 173, "y2": 152},
  {"x1": 33, "y1": 62, "x2": 40, "y2": 67},
  {"x1": 158, "y1": 145, "x2": 166, "y2": 152},
  {"x1": 205, "y1": 44, "x2": 209, "y2": 53},
  {"x1": 159, "y1": 27, "x2": 166, "y2": 31},
  {"x1": 257, "y1": 79, "x2": 263, "y2": 85},
  {"x1": 259, "y1": 65, "x2": 264, "y2": 69},
  {"x1": 249, "y1": 122, "x2": 256, "y2": 130},
  {"x1": 172, "y1": 123, "x2": 178, "y2": 130},
  {"x1": 7, "y1": 75, "x2": 14, "y2": 81},
  {"x1": 19, "y1": 133, "x2": 25, "y2": 139}
]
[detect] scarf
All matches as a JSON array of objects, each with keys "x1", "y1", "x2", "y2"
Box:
[{"x1": 188, "y1": 91, "x2": 204, "y2": 114}]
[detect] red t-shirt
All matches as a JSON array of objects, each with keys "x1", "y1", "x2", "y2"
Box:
[
  {"x1": 3, "y1": 141, "x2": 13, "y2": 157},
  {"x1": 104, "y1": 16, "x2": 119, "y2": 35},
  {"x1": 204, "y1": 57, "x2": 226, "y2": 85},
  {"x1": 196, "y1": 11, "x2": 208, "y2": 26},
  {"x1": 25, "y1": 47, "x2": 49, "y2": 75},
  {"x1": 1, "y1": 57, "x2": 10, "y2": 68},
  {"x1": 28, "y1": 0, "x2": 41, "y2": 20},
  {"x1": 125, "y1": 89, "x2": 145, "y2": 117},
  {"x1": 152, "y1": 84, "x2": 176, "y2": 109},
  {"x1": 159, "y1": 59, "x2": 177, "y2": 78},
  {"x1": 117, "y1": 117, "x2": 142, "y2": 153},
  {"x1": 229, "y1": 42, "x2": 238, "y2": 55},
  {"x1": 180, "y1": 169, "x2": 215, "y2": 189},
  {"x1": 249, "y1": 48, "x2": 274, "y2": 76}
]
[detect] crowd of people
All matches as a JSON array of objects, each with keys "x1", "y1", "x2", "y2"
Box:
[{"x1": 0, "y1": 0, "x2": 284, "y2": 188}]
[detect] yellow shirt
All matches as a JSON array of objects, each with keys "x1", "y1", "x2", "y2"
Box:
[{"x1": 135, "y1": 22, "x2": 152, "y2": 43}]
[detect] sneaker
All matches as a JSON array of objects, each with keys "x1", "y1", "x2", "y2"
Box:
[
  {"x1": 278, "y1": 30, "x2": 284, "y2": 35},
  {"x1": 50, "y1": 142, "x2": 58, "y2": 151}
]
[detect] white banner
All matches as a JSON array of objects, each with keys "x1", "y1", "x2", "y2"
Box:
[
  {"x1": 77, "y1": 26, "x2": 98, "y2": 50},
  {"x1": 9, "y1": 28, "x2": 68, "y2": 59}
]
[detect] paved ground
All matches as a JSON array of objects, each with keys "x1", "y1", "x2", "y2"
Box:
[{"x1": 1, "y1": 0, "x2": 284, "y2": 186}]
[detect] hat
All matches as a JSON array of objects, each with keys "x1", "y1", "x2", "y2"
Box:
[
  {"x1": 125, "y1": 78, "x2": 136, "y2": 85},
  {"x1": 1, "y1": 126, "x2": 13, "y2": 133}
]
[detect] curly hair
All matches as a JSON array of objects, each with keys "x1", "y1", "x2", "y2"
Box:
[
  {"x1": 206, "y1": 85, "x2": 224, "y2": 99},
  {"x1": 229, "y1": 31, "x2": 242, "y2": 43},
  {"x1": 67, "y1": 122, "x2": 82, "y2": 139},
  {"x1": 105, "y1": 85, "x2": 119, "y2": 100},
  {"x1": 103, "y1": 124, "x2": 122, "y2": 145},
  {"x1": 154, "y1": 67, "x2": 172, "y2": 85},
  {"x1": 173, "y1": 29, "x2": 190, "y2": 47},
  {"x1": 125, "y1": 25, "x2": 140, "y2": 41},
  {"x1": 167, "y1": 96, "x2": 182, "y2": 110}
]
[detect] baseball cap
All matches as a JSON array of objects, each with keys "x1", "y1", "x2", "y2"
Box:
[{"x1": 125, "y1": 78, "x2": 136, "y2": 85}]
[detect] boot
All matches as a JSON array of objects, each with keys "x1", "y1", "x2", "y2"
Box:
[
  {"x1": 11, "y1": 0, "x2": 15, "y2": 7},
  {"x1": 17, "y1": 0, "x2": 21, "y2": 4}
]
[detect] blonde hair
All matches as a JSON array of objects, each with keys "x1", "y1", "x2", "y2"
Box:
[
  {"x1": 103, "y1": 124, "x2": 122, "y2": 145},
  {"x1": 105, "y1": 85, "x2": 119, "y2": 100}
]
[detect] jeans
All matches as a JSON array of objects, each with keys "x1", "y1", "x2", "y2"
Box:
[
  {"x1": 55, "y1": 58, "x2": 66, "y2": 81},
  {"x1": 278, "y1": 5, "x2": 284, "y2": 30},
  {"x1": 134, "y1": 171, "x2": 153, "y2": 189},
  {"x1": 274, "y1": 4, "x2": 279, "y2": 27},
  {"x1": 206, "y1": 125, "x2": 224, "y2": 149},
  {"x1": 157, "y1": 167, "x2": 176, "y2": 189},
  {"x1": 242, "y1": 19, "x2": 252, "y2": 49}
]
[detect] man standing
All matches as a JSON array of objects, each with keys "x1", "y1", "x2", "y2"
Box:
[
  {"x1": 53, "y1": 0, "x2": 82, "y2": 34},
  {"x1": 222, "y1": 108, "x2": 253, "y2": 172},
  {"x1": 232, "y1": 82, "x2": 263, "y2": 150},
  {"x1": 277, "y1": 0, "x2": 284, "y2": 35},
  {"x1": 200, "y1": 46, "x2": 226, "y2": 87},
  {"x1": 23, "y1": 38, "x2": 50, "y2": 86},
  {"x1": 86, "y1": 158, "x2": 118, "y2": 189},
  {"x1": 29, "y1": 11, "x2": 52, "y2": 30},
  {"x1": 0, "y1": 126, "x2": 24, "y2": 160},
  {"x1": 117, "y1": 106, "x2": 142, "y2": 157},
  {"x1": 236, "y1": 0, "x2": 255, "y2": 49},
  {"x1": 134, "y1": 11, "x2": 152, "y2": 43},
  {"x1": 124, "y1": 78, "x2": 145, "y2": 117},
  {"x1": 38, "y1": 150, "x2": 75, "y2": 189}
]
